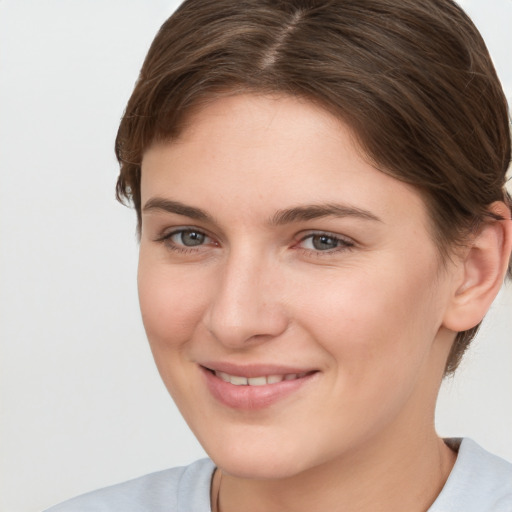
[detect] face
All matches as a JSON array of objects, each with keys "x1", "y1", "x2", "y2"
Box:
[{"x1": 138, "y1": 94, "x2": 457, "y2": 479}]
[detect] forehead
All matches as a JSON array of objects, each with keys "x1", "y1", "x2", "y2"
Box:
[{"x1": 141, "y1": 93, "x2": 429, "y2": 231}]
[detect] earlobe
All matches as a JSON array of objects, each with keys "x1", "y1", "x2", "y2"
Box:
[{"x1": 443, "y1": 201, "x2": 512, "y2": 332}]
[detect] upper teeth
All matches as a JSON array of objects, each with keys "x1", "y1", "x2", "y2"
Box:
[{"x1": 214, "y1": 371, "x2": 308, "y2": 386}]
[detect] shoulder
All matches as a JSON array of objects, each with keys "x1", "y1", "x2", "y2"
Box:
[
  {"x1": 43, "y1": 458, "x2": 216, "y2": 512},
  {"x1": 429, "y1": 438, "x2": 512, "y2": 512}
]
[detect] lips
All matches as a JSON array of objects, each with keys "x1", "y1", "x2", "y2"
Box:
[
  {"x1": 214, "y1": 370, "x2": 313, "y2": 386},
  {"x1": 200, "y1": 364, "x2": 318, "y2": 409}
]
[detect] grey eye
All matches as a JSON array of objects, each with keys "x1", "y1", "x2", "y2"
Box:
[
  {"x1": 310, "y1": 234, "x2": 340, "y2": 251},
  {"x1": 173, "y1": 230, "x2": 207, "y2": 247}
]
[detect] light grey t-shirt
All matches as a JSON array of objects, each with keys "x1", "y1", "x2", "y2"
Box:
[{"x1": 45, "y1": 438, "x2": 512, "y2": 511}]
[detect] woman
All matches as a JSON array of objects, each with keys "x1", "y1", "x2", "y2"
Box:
[{"x1": 46, "y1": 0, "x2": 512, "y2": 510}]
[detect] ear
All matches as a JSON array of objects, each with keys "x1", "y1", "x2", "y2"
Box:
[{"x1": 443, "y1": 201, "x2": 512, "y2": 332}]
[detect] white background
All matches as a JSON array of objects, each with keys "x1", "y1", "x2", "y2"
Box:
[{"x1": 0, "y1": 1, "x2": 510, "y2": 511}]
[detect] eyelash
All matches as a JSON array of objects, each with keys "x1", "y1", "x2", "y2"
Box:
[
  {"x1": 155, "y1": 228, "x2": 355, "y2": 256},
  {"x1": 296, "y1": 232, "x2": 355, "y2": 256},
  {"x1": 155, "y1": 228, "x2": 217, "y2": 254}
]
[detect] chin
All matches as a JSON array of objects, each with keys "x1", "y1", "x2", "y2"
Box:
[
  {"x1": 213, "y1": 451, "x2": 309, "y2": 480},
  {"x1": 197, "y1": 427, "x2": 325, "y2": 480}
]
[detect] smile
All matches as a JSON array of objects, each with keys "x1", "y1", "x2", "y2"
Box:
[
  {"x1": 201, "y1": 365, "x2": 318, "y2": 409},
  {"x1": 214, "y1": 371, "x2": 311, "y2": 386}
]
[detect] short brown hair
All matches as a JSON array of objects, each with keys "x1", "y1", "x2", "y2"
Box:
[{"x1": 115, "y1": 0, "x2": 512, "y2": 375}]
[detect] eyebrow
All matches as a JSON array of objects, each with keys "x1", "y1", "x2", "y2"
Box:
[
  {"x1": 270, "y1": 204, "x2": 382, "y2": 225},
  {"x1": 142, "y1": 197, "x2": 382, "y2": 225},
  {"x1": 142, "y1": 198, "x2": 212, "y2": 221}
]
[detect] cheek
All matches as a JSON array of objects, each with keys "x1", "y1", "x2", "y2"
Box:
[
  {"x1": 137, "y1": 256, "x2": 209, "y2": 351},
  {"x1": 296, "y1": 270, "x2": 443, "y2": 438},
  {"x1": 293, "y1": 258, "x2": 444, "y2": 378},
  {"x1": 136, "y1": 257, "x2": 213, "y2": 410}
]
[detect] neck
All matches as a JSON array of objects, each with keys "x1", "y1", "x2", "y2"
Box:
[{"x1": 215, "y1": 428, "x2": 456, "y2": 512}]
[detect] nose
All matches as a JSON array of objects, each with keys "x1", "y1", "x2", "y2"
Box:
[{"x1": 202, "y1": 249, "x2": 289, "y2": 348}]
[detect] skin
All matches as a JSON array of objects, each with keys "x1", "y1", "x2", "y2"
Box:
[{"x1": 138, "y1": 93, "x2": 467, "y2": 511}]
